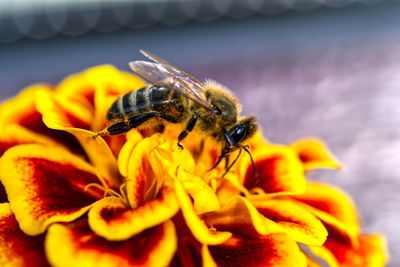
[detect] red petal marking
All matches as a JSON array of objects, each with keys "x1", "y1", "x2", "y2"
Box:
[
  {"x1": 2, "y1": 97, "x2": 84, "y2": 154},
  {"x1": 244, "y1": 155, "x2": 304, "y2": 194},
  {"x1": 12, "y1": 103, "x2": 84, "y2": 152},
  {"x1": 18, "y1": 158, "x2": 101, "y2": 217},
  {"x1": 0, "y1": 182, "x2": 7, "y2": 203},
  {"x1": 54, "y1": 98, "x2": 92, "y2": 131},
  {"x1": 0, "y1": 86, "x2": 84, "y2": 155},
  {"x1": 245, "y1": 156, "x2": 280, "y2": 190},
  {"x1": 291, "y1": 182, "x2": 359, "y2": 245},
  {"x1": 0, "y1": 144, "x2": 105, "y2": 235},
  {"x1": 209, "y1": 233, "x2": 307, "y2": 267},
  {"x1": 100, "y1": 205, "x2": 127, "y2": 222},
  {"x1": 325, "y1": 236, "x2": 349, "y2": 263},
  {"x1": 46, "y1": 219, "x2": 177, "y2": 267},
  {"x1": 36, "y1": 90, "x2": 91, "y2": 130},
  {"x1": 81, "y1": 89, "x2": 95, "y2": 108},
  {"x1": 0, "y1": 204, "x2": 50, "y2": 267},
  {"x1": 324, "y1": 234, "x2": 388, "y2": 267},
  {"x1": 14, "y1": 105, "x2": 50, "y2": 135},
  {"x1": 75, "y1": 221, "x2": 162, "y2": 261}
]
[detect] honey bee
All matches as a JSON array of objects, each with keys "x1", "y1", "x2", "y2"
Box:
[{"x1": 94, "y1": 50, "x2": 258, "y2": 178}]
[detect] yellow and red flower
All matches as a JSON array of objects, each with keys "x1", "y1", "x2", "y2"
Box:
[{"x1": 0, "y1": 66, "x2": 388, "y2": 266}]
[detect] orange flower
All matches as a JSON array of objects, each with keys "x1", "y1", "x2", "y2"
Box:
[{"x1": 0, "y1": 66, "x2": 388, "y2": 267}]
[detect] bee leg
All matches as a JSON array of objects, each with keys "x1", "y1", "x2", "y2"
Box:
[
  {"x1": 92, "y1": 130, "x2": 109, "y2": 139},
  {"x1": 94, "y1": 112, "x2": 178, "y2": 138},
  {"x1": 103, "y1": 113, "x2": 170, "y2": 137},
  {"x1": 92, "y1": 121, "x2": 131, "y2": 139},
  {"x1": 128, "y1": 112, "x2": 178, "y2": 130},
  {"x1": 106, "y1": 121, "x2": 133, "y2": 136},
  {"x1": 177, "y1": 113, "x2": 198, "y2": 150}
]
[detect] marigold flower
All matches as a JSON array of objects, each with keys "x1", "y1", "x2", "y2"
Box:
[{"x1": 0, "y1": 65, "x2": 388, "y2": 267}]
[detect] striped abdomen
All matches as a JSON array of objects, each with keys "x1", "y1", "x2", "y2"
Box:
[{"x1": 106, "y1": 85, "x2": 187, "y2": 122}]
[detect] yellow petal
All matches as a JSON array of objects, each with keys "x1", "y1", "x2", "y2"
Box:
[
  {"x1": 117, "y1": 130, "x2": 143, "y2": 177},
  {"x1": 250, "y1": 198, "x2": 328, "y2": 245},
  {"x1": 215, "y1": 177, "x2": 243, "y2": 207},
  {"x1": 202, "y1": 196, "x2": 283, "y2": 237},
  {"x1": 174, "y1": 177, "x2": 232, "y2": 245},
  {"x1": 202, "y1": 245, "x2": 218, "y2": 267},
  {"x1": 45, "y1": 219, "x2": 177, "y2": 267},
  {"x1": 0, "y1": 84, "x2": 50, "y2": 127},
  {"x1": 0, "y1": 85, "x2": 69, "y2": 152},
  {"x1": 291, "y1": 182, "x2": 359, "y2": 246},
  {"x1": 162, "y1": 124, "x2": 217, "y2": 162},
  {"x1": 125, "y1": 134, "x2": 165, "y2": 207},
  {"x1": 36, "y1": 89, "x2": 121, "y2": 187},
  {"x1": 150, "y1": 140, "x2": 196, "y2": 176},
  {"x1": 36, "y1": 89, "x2": 92, "y2": 129},
  {"x1": 291, "y1": 138, "x2": 341, "y2": 171},
  {"x1": 176, "y1": 168, "x2": 220, "y2": 214},
  {"x1": 88, "y1": 181, "x2": 179, "y2": 241},
  {"x1": 0, "y1": 144, "x2": 102, "y2": 235}
]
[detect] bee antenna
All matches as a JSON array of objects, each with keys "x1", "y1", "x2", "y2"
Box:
[
  {"x1": 222, "y1": 148, "x2": 243, "y2": 177},
  {"x1": 242, "y1": 145, "x2": 258, "y2": 184}
]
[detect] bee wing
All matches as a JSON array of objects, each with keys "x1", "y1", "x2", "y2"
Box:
[
  {"x1": 129, "y1": 54, "x2": 217, "y2": 112},
  {"x1": 139, "y1": 50, "x2": 204, "y2": 92}
]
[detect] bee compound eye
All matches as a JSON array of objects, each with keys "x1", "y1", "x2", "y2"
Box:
[{"x1": 230, "y1": 124, "x2": 248, "y2": 144}]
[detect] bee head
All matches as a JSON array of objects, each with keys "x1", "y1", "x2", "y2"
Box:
[
  {"x1": 226, "y1": 116, "x2": 257, "y2": 148},
  {"x1": 217, "y1": 116, "x2": 258, "y2": 183}
]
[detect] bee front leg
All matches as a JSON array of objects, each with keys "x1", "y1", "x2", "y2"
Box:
[
  {"x1": 93, "y1": 112, "x2": 179, "y2": 139},
  {"x1": 92, "y1": 120, "x2": 133, "y2": 139},
  {"x1": 177, "y1": 113, "x2": 198, "y2": 150}
]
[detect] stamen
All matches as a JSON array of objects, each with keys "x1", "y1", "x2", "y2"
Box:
[
  {"x1": 83, "y1": 169, "x2": 129, "y2": 207},
  {"x1": 119, "y1": 182, "x2": 130, "y2": 207},
  {"x1": 84, "y1": 183, "x2": 106, "y2": 196},
  {"x1": 104, "y1": 188, "x2": 123, "y2": 199}
]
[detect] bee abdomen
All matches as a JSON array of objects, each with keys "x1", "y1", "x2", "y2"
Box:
[{"x1": 106, "y1": 85, "x2": 186, "y2": 122}]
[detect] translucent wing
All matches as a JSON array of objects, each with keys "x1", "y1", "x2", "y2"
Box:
[
  {"x1": 139, "y1": 50, "x2": 203, "y2": 92},
  {"x1": 129, "y1": 50, "x2": 216, "y2": 112}
]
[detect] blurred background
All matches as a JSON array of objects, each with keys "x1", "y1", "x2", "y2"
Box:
[{"x1": 1, "y1": 0, "x2": 399, "y2": 265}]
